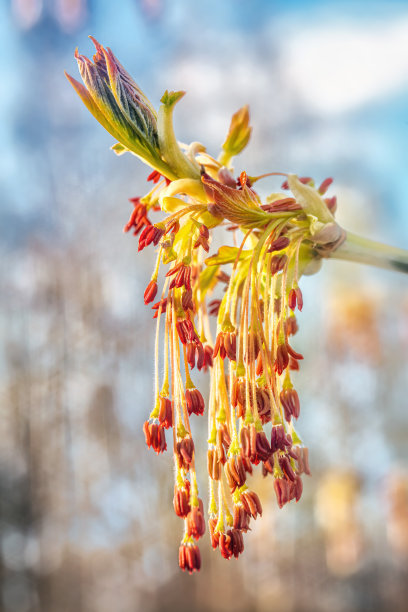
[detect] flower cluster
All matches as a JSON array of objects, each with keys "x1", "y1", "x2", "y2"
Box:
[{"x1": 67, "y1": 38, "x2": 347, "y2": 573}]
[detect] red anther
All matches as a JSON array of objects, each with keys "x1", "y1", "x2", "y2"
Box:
[
  {"x1": 219, "y1": 532, "x2": 232, "y2": 560},
  {"x1": 186, "y1": 342, "x2": 196, "y2": 369},
  {"x1": 186, "y1": 388, "x2": 205, "y2": 416},
  {"x1": 138, "y1": 225, "x2": 156, "y2": 251},
  {"x1": 274, "y1": 477, "x2": 290, "y2": 508},
  {"x1": 229, "y1": 529, "x2": 245, "y2": 559},
  {"x1": 213, "y1": 333, "x2": 223, "y2": 358},
  {"x1": 181, "y1": 289, "x2": 194, "y2": 312},
  {"x1": 225, "y1": 455, "x2": 246, "y2": 491},
  {"x1": 286, "y1": 316, "x2": 299, "y2": 336},
  {"x1": 275, "y1": 343, "x2": 289, "y2": 375},
  {"x1": 199, "y1": 224, "x2": 209, "y2": 239},
  {"x1": 143, "y1": 420, "x2": 151, "y2": 447},
  {"x1": 184, "y1": 266, "x2": 192, "y2": 291},
  {"x1": 224, "y1": 332, "x2": 237, "y2": 361},
  {"x1": 209, "y1": 518, "x2": 220, "y2": 549},
  {"x1": 144, "y1": 280, "x2": 158, "y2": 305},
  {"x1": 240, "y1": 426, "x2": 251, "y2": 458},
  {"x1": 288, "y1": 288, "x2": 297, "y2": 311},
  {"x1": 152, "y1": 298, "x2": 168, "y2": 318},
  {"x1": 173, "y1": 484, "x2": 190, "y2": 517},
  {"x1": 195, "y1": 343, "x2": 205, "y2": 370},
  {"x1": 268, "y1": 236, "x2": 290, "y2": 252},
  {"x1": 279, "y1": 454, "x2": 297, "y2": 482},
  {"x1": 202, "y1": 344, "x2": 213, "y2": 371},
  {"x1": 295, "y1": 287, "x2": 303, "y2": 311},
  {"x1": 325, "y1": 195, "x2": 337, "y2": 213},
  {"x1": 123, "y1": 200, "x2": 151, "y2": 236},
  {"x1": 176, "y1": 320, "x2": 188, "y2": 345},
  {"x1": 147, "y1": 170, "x2": 161, "y2": 183},
  {"x1": 187, "y1": 500, "x2": 206, "y2": 539},
  {"x1": 286, "y1": 342, "x2": 303, "y2": 361},
  {"x1": 241, "y1": 454, "x2": 253, "y2": 475},
  {"x1": 158, "y1": 396, "x2": 173, "y2": 429},
  {"x1": 241, "y1": 490, "x2": 262, "y2": 519},
  {"x1": 271, "y1": 425, "x2": 291, "y2": 453},
  {"x1": 207, "y1": 448, "x2": 221, "y2": 480},
  {"x1": 293, "y1": 474, "x2": 303, "y2": 502},
  {"x1": 166, "y1": 262, "x2": 183, "y2": 277},
  {"x1": 261, "y1": 197, "x2": 301, "y2": 213},
  {"x1": 296, "y1": 447, "x2": 311, "y2": 476},
  {"x1": 208, "y1": 299, "x2": 222, "y2": 317},
  {"x1": 262, "y1": 456, "x2": 274, "y2": 476},
  {"x1": 147, "y1": 170, "x2": 170, "y2": 185},
  {"x1": 179, "y1": 436, "x2": 195, "y2": 464},
  {"x1": 143, "y1": 421, "x2": 167, "y2": 454},
  {"x1": 239, "y1": 171, "x2": 248, "y2": 187},
  {"x1": 270, "y1": 254, "x2": 288, "y2": 275},
  {"x1": 318, "y1": 177, "x2": 333, "y2": 195},
  {"x1": 280, "y1": 388, "x2": 300, "y2": 422},
  {"x1": 179, "y1": 543, "x2": 201, "y2": 573},
  {"x1": 289, "y1": 357, "x2": 300, "y2": 371},
  {"x1": 233, "y1": 505, "x2": 251, "y2": 532}
]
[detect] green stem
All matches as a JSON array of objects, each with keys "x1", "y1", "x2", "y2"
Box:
[{"x1": 328, "y1": 230, "x2": 408, "y2": 274}]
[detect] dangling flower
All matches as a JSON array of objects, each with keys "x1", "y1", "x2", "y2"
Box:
[{"x1": 67, "y1": 38, "x2": 408, "y2": 574}]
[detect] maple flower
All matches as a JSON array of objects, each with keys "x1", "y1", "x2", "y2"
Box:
[{"x1": 66, "y1": 39, "x2": 408, "y2": 574}]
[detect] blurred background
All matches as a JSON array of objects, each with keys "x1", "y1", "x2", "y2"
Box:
[{"x1": 1, "y1": 1, "x2": 408, "y2": 611}]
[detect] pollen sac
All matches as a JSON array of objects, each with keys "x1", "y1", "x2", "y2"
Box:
[
  {"x1": 233, "y1": 504, "x2": 251, "y2": 532},
  {"x1": 280, "y1": 388, "x2": 300, "y2": 422},
  {"x1": 173, "y1": 483, "x2": 191, "y2": 518},
  {"x1": 185, "y1": 388, "x2": 205, "y2": 416},
  {"x1": 207, "y1": 448, "x2": 221, "y2": 480},
  {"x1": 179, "y1": 543, "x2": 201, "y2": 573},
  {"x1": 176, "y1": 436, "x2": 195, "y2": 468},
  {"x1": 143, "y1": 421, "x2": 167, "y2": 454},
  {"x1": 240, "y1": 490, "x2": 262, "y2": 520},
  {"x1": 186, "y1": 499, "x2": 206, "y2": 539},
  {"x1": 224, "y1": 455, "x2": 246, "y2": 491},
  {"x1": 271, "y1": 425, "x2": 291, "y2": 454},
  {"x1": 144, "y1": 280, "x2": 158, "y2": 305},
  {"x1": 158, "y1": 396, "x2": 173, "y2": 429},
  {"x1": 213, "y1": 331, "x2": 237, "y2": 361},
  {"x1": 219, "y1": 529, "x2": 245, "y2": 560}
]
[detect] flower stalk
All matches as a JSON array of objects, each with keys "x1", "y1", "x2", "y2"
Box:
[{"x1": 66, "y1": 38, "x2": 408, "y2": 574}]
